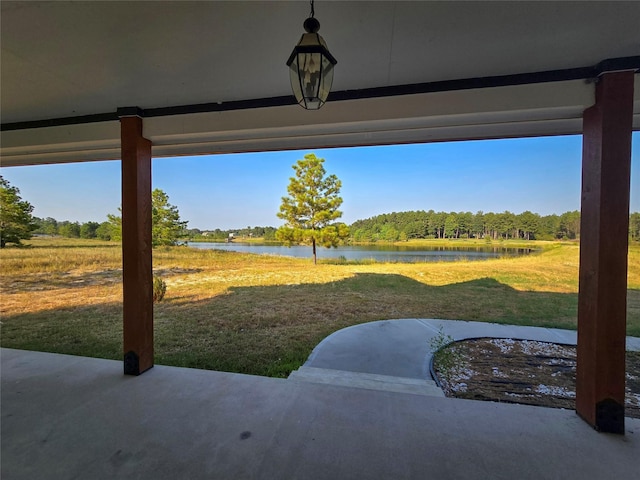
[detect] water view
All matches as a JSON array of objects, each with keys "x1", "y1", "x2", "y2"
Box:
[{"x1": 187, "y1": 242, "x2": 532, "y2": 263}]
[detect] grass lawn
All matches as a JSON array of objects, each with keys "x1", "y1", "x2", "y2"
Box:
[{"x1": 1, "y1": 237, "x2": 639, "y2": 377}]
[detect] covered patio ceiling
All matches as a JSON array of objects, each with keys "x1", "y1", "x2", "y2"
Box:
[{"x1": 2, "y1": 1, "x2": 640, "y2": 166}]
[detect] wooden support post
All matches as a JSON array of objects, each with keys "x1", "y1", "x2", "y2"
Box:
[
  {"x1": 120, "y1": 113, "x2": 154, "y2": 375},
  {"x1": 576, "y1": 71, "x2": 634, "y2": 433}
]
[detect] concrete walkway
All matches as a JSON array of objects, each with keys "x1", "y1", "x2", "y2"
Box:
[
  {"x1": 3, "y1": 320, "x2": 640, "y2": 479},
  {"x1": 296, "y1": 319, "x2": 640, "y2": 381}
]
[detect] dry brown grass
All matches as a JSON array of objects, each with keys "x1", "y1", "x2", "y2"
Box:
[{"x1": 1, "y1": 237, "x2": 639, "y2": 376}]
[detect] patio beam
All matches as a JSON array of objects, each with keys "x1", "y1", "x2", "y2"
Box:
[
  {"x1": 120, "y1": 112, "x2": 154, "y2": 375},
  {"x1": 576, "y1": 71, "x2": 635, "y2": 433}
]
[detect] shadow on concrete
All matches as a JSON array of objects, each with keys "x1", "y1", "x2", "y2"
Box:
[{"x1": 3, "y1": 347, "x2": 639, "y2": 479}]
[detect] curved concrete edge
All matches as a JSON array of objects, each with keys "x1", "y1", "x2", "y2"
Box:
[{"x1": 303, "y1": 318, "x2": 640, "y2": 381}]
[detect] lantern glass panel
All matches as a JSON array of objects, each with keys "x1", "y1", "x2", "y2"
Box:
[
  {"x1": 317, "y1": 56, "x2": 335, "y2": 105},
  {"x1": 289, "y1": 55, "x2": 304, "y2": 105},
  {"x1": 302, "y1": 52, "x2": 322, "y2": 100}
]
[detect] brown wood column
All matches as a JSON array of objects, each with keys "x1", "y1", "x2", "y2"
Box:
[
  {"x1": 120, "y1": 113, "x2": 153, "y2": 375},
  {"x1": 576, "y1": 71, "x2": 635, "y2": 433}
]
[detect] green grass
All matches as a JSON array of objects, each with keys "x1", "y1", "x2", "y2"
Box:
[{"x1": 1, "y1": 237, "x2": 639, "y2": 377}]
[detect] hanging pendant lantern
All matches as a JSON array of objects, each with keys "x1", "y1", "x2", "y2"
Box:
[{"x1": 286, "y1": 1, "x2": 337, "y2": 110}]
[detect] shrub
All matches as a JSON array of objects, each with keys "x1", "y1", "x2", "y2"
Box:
[
  {"x1": 152, "y1": 276, "x2": 167, "y2": 303},
  {"x1": 429, "y1": 326, "x2": 463, "y2": 377}
]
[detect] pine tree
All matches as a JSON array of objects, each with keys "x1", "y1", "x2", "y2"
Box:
[{"x1": 277, "y1": 154, "x2": 349, "y2": 264}]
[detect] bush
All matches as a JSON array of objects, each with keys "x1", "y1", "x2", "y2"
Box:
[
  {"x1": 429, "y1": 326, "x2": 463, "y2": 377},
  {"x1": 152, "y1": 276, "x2": 167, "y2": 303}
]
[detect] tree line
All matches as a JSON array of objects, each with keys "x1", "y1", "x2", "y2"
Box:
[
  {"x1": 33, "y1": 217, "x2": 112, "y2": 240},
  {"x1": 188, "y1": 226, "x2": 279, "y2": 241},
  {"x1": 31, "y1": 189, "x2": 188, "y2": 246},
  {"x1": 3, "y1": 174, "x2": 640, "y2": 248},
  {"x1": 351, "y1": 210, "x2": 640, "y2": 242},
  {"x1": 25, "y1": 208, "x2": 640, "y2": 245}
]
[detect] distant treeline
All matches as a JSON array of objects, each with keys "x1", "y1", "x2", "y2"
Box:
[
  {"x1": 188, "y1": 226, "x2": 278, "y2": 241},
  {"x1": 34, "y1": 211, "x2": 640, "y2": 242},
  {"x1": 31, "y1": 218, "x2": 278, "y2": 242},
  {"x1": 33, "y1": 218, "x2": 112, "y2": 240},
  {"x1": 350, "y1": 210, "x2": 640, "y2": 242}
]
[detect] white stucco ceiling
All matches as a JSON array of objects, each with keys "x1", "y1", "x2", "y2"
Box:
[
  {"x1": 1, "y1": 1, "x2": 639, "y2": 165},
  {"x1": 3, "y1": 0, "x2": 640, "y2": 123}
]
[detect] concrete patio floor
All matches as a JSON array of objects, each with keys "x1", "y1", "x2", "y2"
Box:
[{"x1": 2, "y1": 346, "x2": 639, "y2": 480}]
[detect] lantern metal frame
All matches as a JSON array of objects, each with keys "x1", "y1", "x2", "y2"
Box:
[{"x1": 286, "y1": 2, "x2": 337, "y2": 110}]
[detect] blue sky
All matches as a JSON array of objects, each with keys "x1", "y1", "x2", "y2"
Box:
[{"x1": 2, "y1": 134, "x2": 639, "y2": 231}]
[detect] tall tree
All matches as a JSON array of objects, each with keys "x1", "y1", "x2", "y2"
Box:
[
  {"x1": 95, "y1": 221, "x2": 113, "y2": 241},
  {"x1": 539, "y1": 214, "x2": 560, "y2": 240},
  {"x1": 471, "y1": 211, "x2": 485, "y2": 239},
  {"x1": 107, "y1": 188, "x2": 188, "y2": 246},
  {"x1": 80, "y1": 221, "x2": 100, "y2": 239},
  {"x1": 0, "y1": 176, "x2": 37, "y2": 248},
  {"x1": 559, "y1": 210, "x2": 580, "y2": 239},
  {"x1": 277, "y1": 153, "x2": 348, "y2": 264},
  {"x1": 498, "y1": 211, "x2": 516, "y2": 239},
  {"x1": 483, "y1": 212, "x2": 499, "y2": 240},
  {"x1": 151, "y1": 189, "x2": 188, "y2": 246},
  {"x1": 106, "y1": 213, "x2": 123, "y2": 241},
  {"x1": 517, "y1": 211, "x2": 540, "y2": 240},
  {"x1": 458, "y1": 211, "x2": 473, "y2": 238},
  {"x1": 444, "y1": 213, "x2": 459, "y2": 238},
  {"x1": 58, "y1": 221, "x2": 80, "y2": 238},
  {"x1": 430, "y1": 212, "x2": 447, "y2": 238}
]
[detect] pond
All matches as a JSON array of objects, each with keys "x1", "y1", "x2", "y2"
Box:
[{"x1": 186, "y1": 242, "x2": 533, "y2": 263}]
